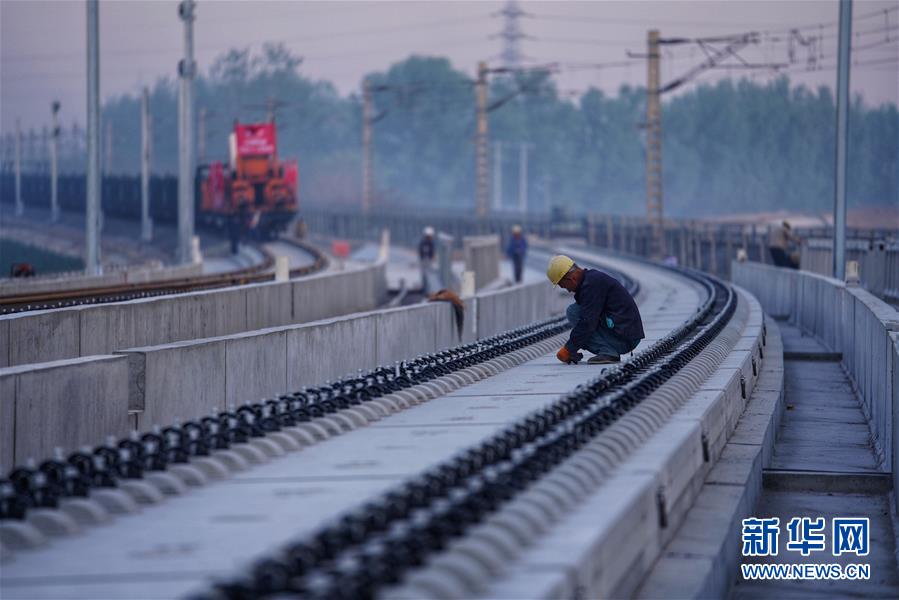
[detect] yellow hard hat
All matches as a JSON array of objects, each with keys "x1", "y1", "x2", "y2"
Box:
[{"x1": 546, "y1": 255, "x2": 575, "y2": 285}]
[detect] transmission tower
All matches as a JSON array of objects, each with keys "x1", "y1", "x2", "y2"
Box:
[{"x1": 495, "y1": 1, "x2": 528, "y2": 67}]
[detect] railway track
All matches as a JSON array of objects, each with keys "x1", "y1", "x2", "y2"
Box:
[
  {"x1": 0, "y1": 238, "x2": 327, "y2": 314},
  {"x1": 0, "y1": 253, "x2": 737, "y2": 599},
  {"x1": 207, "y1": 265, "x2": 732, "y2": 599}
]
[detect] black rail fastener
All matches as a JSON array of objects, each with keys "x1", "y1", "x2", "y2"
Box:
[{"x1": 202, "y1": 268, "x2": 735, "y2": 599}]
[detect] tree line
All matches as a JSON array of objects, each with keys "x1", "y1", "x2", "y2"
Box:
[{"x1": 95, "y1": 44, "x2": 896, "y2": 217}]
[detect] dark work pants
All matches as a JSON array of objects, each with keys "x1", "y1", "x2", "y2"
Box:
[
  {"x1": 512, "y1": 257, "x2": 524, "y2": 283},
  {"x1": 566, "y1": 303, "x2": 639, "y2": 358}
]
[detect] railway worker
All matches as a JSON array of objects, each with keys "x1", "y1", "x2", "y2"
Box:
[
  {"x1": 229, "y1": 203, "x2": 250, "y2": 255},
  {"x1": 418, "y1": 226, "x2": 436, "y2": 292},
  {"x1": 546, "y1": 254, "x2": 644, "y2": 365},
  {"x1": 506, "y1": 224, "x2": 528, "y2": 283},
  {"x1": 768, "y1": 220, "x2": 800, "y2": 269},
  {"x1": 419, "y1": 226, "x2": 436, "y2": 263},
  {"x1": 228, "y1": 212, "x2": 242, "y2": 255}
]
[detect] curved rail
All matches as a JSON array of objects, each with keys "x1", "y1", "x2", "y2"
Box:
[
  {"x1": 0, "y1": 257, "x2": 730, "y2": 600},
  {"x1": 0, "y1": 258, "x2": 640, "y2": 522},
  {"x1": 204, "y1": 267, "x2": 734, "y2": 599},
  {"x1": 0, "y1": 238, "x2": 328, "y2": 314}
]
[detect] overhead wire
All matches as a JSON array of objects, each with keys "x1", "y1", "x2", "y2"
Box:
[
  {"x1": 530, "y1": 4, "x2": 896, "y2": 37},
  {"x1": 3, "y1": 4, "x2": 896, "y2": 124},
  {"x1": 1, "y1": 14, "x2": 494, "y2": 63}
]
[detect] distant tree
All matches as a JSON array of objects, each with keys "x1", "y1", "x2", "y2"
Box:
[{"x1": 93, "y1": 52, "x2": 897, "y2": 216}]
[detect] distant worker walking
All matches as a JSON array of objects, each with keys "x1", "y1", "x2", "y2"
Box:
[
  {"x1": 506, "y1": 224, "x2": 528, "y2": 283},
  {"x1": 418, "y1": 226, "x2": 436, "y2": 293},
  {"x1": 228, "y1": 203, "x2": 250, "y2": 255},
  {"x1": 768, "y1": 220, "x2": 800, "y2": 269},
  {"x1": 546, "y1": 255, "x2": 644, "y2": 365}
]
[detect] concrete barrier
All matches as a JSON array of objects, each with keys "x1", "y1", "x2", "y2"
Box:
[
  {"x1": 463, "y1": 235, "x2": 500, "y2": 290},
  {"x1": 292, "y1": 263, "x2": 385, "y2": 323},
  {"x1": 476, "y1": 281, "x2": 549, "y2": 339},
  {"x1": 0, "y1": 355, "x2": 131, "y2": 472},
  {"x1": 0, "y1": 262, "x2": 203, "y2": 297},
  {"x1": 119, "y1": 310, "x2": 399, "y2": 430},
  {"x1": 732, "y1": 260, "x2": 899, "y2": 507},
  {"x1": 287, "y1": 314, "x2": 378, "y2": 389},
  {"x1": 3, "y1": 265, "x2": 558, "y2": 465},
  {"x1": 894, "y1": 333, "x2": 899, "y2": 483},
  {"x1": 375, "y1": 303, "x2": 439, "y2": 366},
  {"x1": 3, "y1": 308, "x2": 81, "y2": 367},
  {"x1": 123, "y1": 337, "x2": 227, "y2": 429},
  {"x1": 1, "y1": 261, "x2": 388, "y2": 367},
  {"x1": 800, "y1": 237, "x2": 898, "y2": 302},
  {"x1": 122, "y1": 301, "x2": 464, "y2": 431},
  {"x1": 0, "y1": 318, "x2": 7, "y2": 367}
]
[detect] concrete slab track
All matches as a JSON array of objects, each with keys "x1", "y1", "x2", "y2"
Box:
[{"x1": 0, "y1": 255, "x2": 703, "y2": 599}]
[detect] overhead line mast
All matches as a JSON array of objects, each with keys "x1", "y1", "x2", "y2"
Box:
[{"x1": 645, "y1": 31, "x2": 663, "y2": 259}]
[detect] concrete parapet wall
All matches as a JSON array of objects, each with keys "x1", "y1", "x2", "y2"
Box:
[
  {"x1": 0, "y1": 355, "x2": 131, "y2": 472},
  {"x1": 463, "y1": 235, "x2": 500, "y2": 290},
  {"x1": 5, "y1": 309, "x2": 81, "y2": 366},
  {"x1": 375, "y1": 303, "x2": 440, "y2": 366},
  {"x1": 732, "y1": 260, "x2": 899, "y2": 492},
  {"x1": 0, "y1": 262, "x2": 203, "y2": 297},
  {"x1": 1, "y1": 262, "x2": 554, "y2": 468},
  {"x1": 0, "y1": 261, "x2": 388, "y2": 368},
  {"x1": 292, "y1": 265, "x2": 385, "y2": 323},
  {"x1": 287, "y1": 314, "x2": 378, "y2": 390},
  {"x1": 476, "y1": 281, "x2": 561, "y2": 339},
  {"x1": 893, "y1": 333, "x2": 899, "y2": 481},
  {"x1": 800, "y1": 237, "x2": 898, "y2": 302},
  {"x1": 125, "y1": 281, "x2": 550, "y2": 431}
]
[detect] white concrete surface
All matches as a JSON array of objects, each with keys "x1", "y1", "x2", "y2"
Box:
[{"x1": 0, "y1": 251, "x2": 704, "y2": 599}]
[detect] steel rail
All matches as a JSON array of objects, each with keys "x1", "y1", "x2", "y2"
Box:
[
  {"x1": 0, "y1": 260, "x2": 636, "y2": 521},
  {"x1": 0, "y1": 238, "x2": 327, "y2": 314},
  {"x1": 0, "y1": 317, "x2": 573, "y2": 521},
  {"x1": 0, "y1": 259, "x2": 654, "y2": 600},
  {"x1": 198, "y1": 267, "x2": 734, "y2": 599}
]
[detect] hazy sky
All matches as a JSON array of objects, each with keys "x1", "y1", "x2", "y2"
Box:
[{"x1": 2, "y1": 0, "x2": 897, "y2": 134}]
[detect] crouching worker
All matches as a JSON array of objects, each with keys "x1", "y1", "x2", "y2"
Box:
[{"x1": 546, "y1": 254, "x2": 645, "y2": 365}]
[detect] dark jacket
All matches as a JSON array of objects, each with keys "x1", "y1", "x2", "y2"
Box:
[
  {"x1": 418, "y1": 237, "x2": 435, "y2": 261},
  {"x1": 506, "y1": 235, "x2": 528, "y2": 260},
  {"x1": 566, "y1": 268, "x2": 645, "y2": 353}
]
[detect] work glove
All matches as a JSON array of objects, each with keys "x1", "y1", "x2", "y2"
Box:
[{"x1": 556, "y1": 346, "x2": 583, "y2": 364}]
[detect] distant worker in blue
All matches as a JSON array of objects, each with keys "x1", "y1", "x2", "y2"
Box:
[
  {"x1": 418, "y1": 226, "x2": 436, "y2": 265},
  {"x1": 546, "y1": 254, "x2": 645, "y2": 365},
  {"x1": 506, "y1": 224, "x2": 528, "y2": 283}
]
